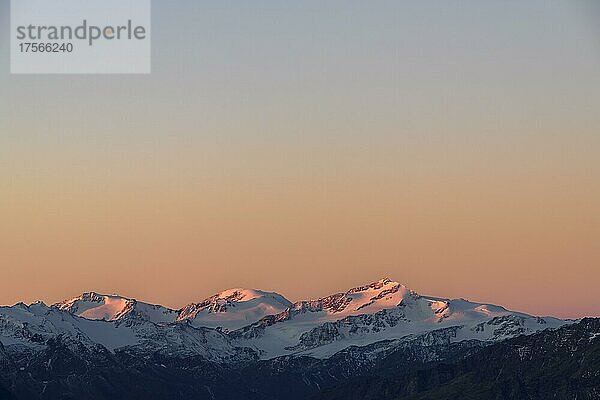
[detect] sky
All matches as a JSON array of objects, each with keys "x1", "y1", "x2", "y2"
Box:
[{"x1": 0, "y1": 1, "x2": 599, "y2": 318}]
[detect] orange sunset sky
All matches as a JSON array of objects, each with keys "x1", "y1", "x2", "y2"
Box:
[{"x1": 0, "y1": 1, "x2": 599, "y2": 318}]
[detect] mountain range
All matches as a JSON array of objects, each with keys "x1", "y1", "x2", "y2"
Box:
[{"x1": 0, "y1": 278, "x2": 596, "y2": 400}]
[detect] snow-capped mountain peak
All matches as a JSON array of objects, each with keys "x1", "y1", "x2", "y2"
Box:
[
  {"x1": 212, "y1": 288, "x2": 287, "y2": 304},
  {"x1": 55, "y1": 292, "x2": 135, "y2": 321},
  {"x1": 344, "y1": 277, "x2": 412, "y2": 313},
  {"x1": 285, "y1": 278, "x2": 412, "y2": 317},
  {"x1": 54, "y1": 292, "x2": 179, "y2": 324},
  {"x1": 178, "y1": 288, "x2": 292, "y2": 331}
]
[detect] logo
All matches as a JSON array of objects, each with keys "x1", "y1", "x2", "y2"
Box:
[{"x1": 11, "y1": 0, "x2": 151, "y2": 74}]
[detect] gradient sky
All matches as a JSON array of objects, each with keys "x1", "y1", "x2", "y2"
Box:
[{"x1": 1, "y1": 1, "x2": 599, "y2": 318}]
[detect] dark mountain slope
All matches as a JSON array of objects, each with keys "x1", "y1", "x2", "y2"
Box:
[
  {"x1": 316, "y1": 318, "x2": 600, "y2": 400},
  {"x1": 0, "y1": 319, "x2": 597, "y2": 400}
]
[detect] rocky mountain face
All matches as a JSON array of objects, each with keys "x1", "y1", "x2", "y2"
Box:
[{"x1": 0, "y1": 278, "x2": 587, "y2": 399}]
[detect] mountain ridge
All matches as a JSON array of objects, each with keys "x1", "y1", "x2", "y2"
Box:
[
  {"x1": 7, "y1": 277, "x2": 565, "y2": 323},
  {"x1": 0, "y1": 277, "x2": 568, "y2": 362},
  {"x1": 1, "y1": 277, "x2": 589, "y2": 400}
]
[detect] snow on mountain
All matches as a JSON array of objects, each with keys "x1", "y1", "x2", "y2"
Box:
[
  {"x1": 54, "y1": 289, "x2": 292, "y2": 332},
  {"x1": 230, "y1": 278, "x2": 566, "y2": 359},
  {"x1": 0, "y1": 301, "x2": 255, "y2": 362},
  {"x1": 0, "y1": 278, "x2": 569, "y2": 362},
  {"x1": 178, "y1": 288, "x2": 292, "y2": 331},
  {"x1": 0, "y1": 301, "x2": 138, "y2": 350},
  {"x1": 54, "y1": 292, "x2": 179, "y2": 324}
]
